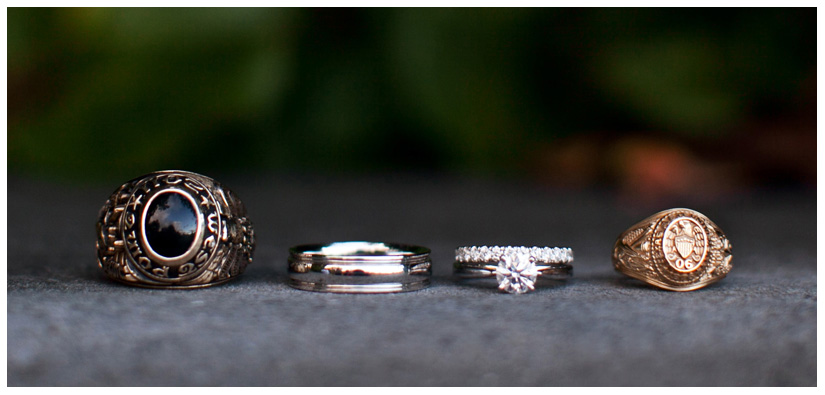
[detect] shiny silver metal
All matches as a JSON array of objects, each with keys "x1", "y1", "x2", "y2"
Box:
[
  {"x1": 288, "y1": 241, "x2": 432, "y2": 293},
  {"x1": 96, "y1": 170, "x2": 255, "y2": 288},
  {"x1": 454, "y1": 246, "x2": 573, "y2": 294}
]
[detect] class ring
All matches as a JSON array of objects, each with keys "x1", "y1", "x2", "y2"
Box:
[
  {"x1": 612, "y1": 208, "x2": 732, "y2": 291},
  {"x1": 96, "y1": 170, "x2": 255, "y2": 288}
]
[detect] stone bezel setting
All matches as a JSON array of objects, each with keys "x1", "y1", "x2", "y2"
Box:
[
  {"x1": 123, "y1": 173, "x2": 220, "y2": 283},
  {"x1": 141, "y1": 189, "x2": 203, "y2": 262}
]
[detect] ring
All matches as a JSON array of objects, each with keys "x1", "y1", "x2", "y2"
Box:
[
  {"x1": 612, "y1": 208, "x2": 732, "y2": 291},
  {"x1": 288, "y1": 241, "x2": 432, "y2": 293},
  {"x1": 454, "y1": 246, "x2": 573, "y2": 294},
  {"x1": 96, "y1": 170, "x2": 255, "y2": 288}
]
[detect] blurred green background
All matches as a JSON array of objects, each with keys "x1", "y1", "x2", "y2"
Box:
[{"x1": 8, "y1": 8, "x2": 816, "y2": 201}]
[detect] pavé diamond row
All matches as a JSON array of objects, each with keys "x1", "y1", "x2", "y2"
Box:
[{"x1": 455, "y1": 246, "x2": 573, "y2": 264}]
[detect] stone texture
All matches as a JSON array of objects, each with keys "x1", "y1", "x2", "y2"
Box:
[{"x1": 7, "y1": 175, "x2": 816, "y2": 386}]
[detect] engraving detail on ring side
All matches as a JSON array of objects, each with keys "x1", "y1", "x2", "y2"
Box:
[{"x1": 97, "y1": 183, "x2": 141, "y2": 284}]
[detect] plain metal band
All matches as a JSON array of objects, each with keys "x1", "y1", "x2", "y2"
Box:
[{"x1": 288, "y1": 242, "x2": 431, "y2": 293}]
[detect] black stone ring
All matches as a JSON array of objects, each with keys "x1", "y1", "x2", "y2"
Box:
[{"x1": 96, "y1": 170, "x2": 255, "y2": 288}]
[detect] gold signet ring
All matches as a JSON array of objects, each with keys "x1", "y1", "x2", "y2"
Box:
[{"x1": 612, "y1": 208, "x2": 732, "y2": 291}]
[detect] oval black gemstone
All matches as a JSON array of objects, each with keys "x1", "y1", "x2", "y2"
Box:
[{"x1": 144, "y1": 192, "x2": 198, "y2": 258}]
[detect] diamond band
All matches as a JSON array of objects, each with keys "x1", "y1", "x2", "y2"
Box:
[{"x1": 454, "y1": 245, "x2": 573, "y2": 294}]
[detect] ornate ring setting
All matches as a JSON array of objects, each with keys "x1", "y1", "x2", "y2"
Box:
[
  {"x1": 288, "y1": 241, "x2": 432, "y2": 293},
  {"x1": 612, "y1": 208, "x2": 732, "y2": 291},
  {"x1": 96, "y1": 170, "x2": 255, "y2": 288},
  {"x1": 454, "y1": 246, "x2": 573, "y2": 294}
]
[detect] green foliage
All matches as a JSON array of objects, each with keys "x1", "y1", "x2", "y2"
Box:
[{"x1": 8, "y1": 8, "x2": 815, "y2": 181}]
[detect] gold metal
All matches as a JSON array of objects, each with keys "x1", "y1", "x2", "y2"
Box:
[{"x1": 612, "y1": 208, "x2": 732, "y2": 291}]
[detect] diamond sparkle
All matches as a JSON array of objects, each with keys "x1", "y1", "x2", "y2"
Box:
[{"x1": 495, "y1": 254, "x2": 538, "y2": 294}]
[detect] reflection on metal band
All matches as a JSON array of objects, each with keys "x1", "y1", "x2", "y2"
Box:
[{"x1": 288, "y1": 241, "x2": 432, "y2": 293}]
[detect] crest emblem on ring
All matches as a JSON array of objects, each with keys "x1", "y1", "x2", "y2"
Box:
[
  {"x1": 675, "y1": 234, "x2": 695, "y2": 258},
  {"x1": 663, "y1": 217, "x2": 707, "y2": 273}
]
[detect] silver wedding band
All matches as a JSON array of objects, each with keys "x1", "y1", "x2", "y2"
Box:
[{"x1": 288, "y1": 241, "x2": 432, "y2": 293}]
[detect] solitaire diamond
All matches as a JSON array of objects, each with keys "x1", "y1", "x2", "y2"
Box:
[{"x1": 495, "y1": 254, "x2": 538, "y2": 294}]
